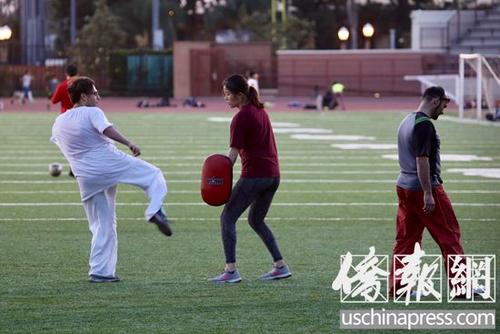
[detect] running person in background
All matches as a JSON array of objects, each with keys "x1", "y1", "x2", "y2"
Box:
[
  {"x1": 247, "y1": 71, "x2": 260, "y2": 96},
  {"x1": 21, "y1": 70, "x2": 34, "y2": 103},
  {"x1": 9, "y1": 80, "x2": 24, "y2": 104},
  {"x1": 46, "y1": 75, "x2": 60, "y2": 110},
  {"x1": 211, "y1": 74, "x2": 291, "y2": 283},
  {"x1": 51, "y1": 77, "x2": 172, "y2": 283},
  {"x1": 389, "y1": 86, "x2": 470, "y2": 298},
  {"x1": 51, "y1": 64, "x2": 78, "y2": 113}
]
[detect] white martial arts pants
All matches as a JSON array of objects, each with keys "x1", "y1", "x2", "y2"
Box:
[{"x1": 82, "y1": 162, "x2": 167, "y2": 277}]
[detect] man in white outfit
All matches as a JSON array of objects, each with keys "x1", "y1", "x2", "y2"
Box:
[
  {"x1": 247, "y1": 71, "x2": 259, "y2": 95},
  {"x1": 21, "y1": 70, "x2": 34, "y2": 103},
  {"x1": 51, "y1": 77, "x2": 172, "y2": 283}
]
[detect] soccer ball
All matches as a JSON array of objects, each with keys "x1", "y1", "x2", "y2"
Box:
[{"x1": 48, "y1": 163, "x2": 63, "y2": 177}]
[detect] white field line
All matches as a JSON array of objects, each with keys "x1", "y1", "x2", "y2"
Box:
[
  {"x1": 0, "y1": 202, "x2": 499, "y2": 207},
  {"x1": 3, "y1": 169, "x2": 500, "y2": 178},
  {"x1": 6, "y1": 143, "x2": 496, "y2": 149},
  {"x1": 279, "y1": 179, "x2": 500, "y2": 183},
  {"x1": 2, "y1": 130, "x2": 496, "y2": 139},
  {"x1": 0, "y1": 155, "x2": 386, "y2": 161},
  {"x1": 1, "y1": 179, "x2": 499, "y2": 184},
  {"x1": 0, "y1": 162, "x2": 497, "y2": 168},
  {"x1": 0, "y1": 162, "x2": 397, "y2": 167},
  {"x1": 2, "y1": 189, "x2": 500, "y2": 195},
  {"x1": 0, "y1": 156, "x2": 404, "y2": 161},
  {"x1": 8, "y1": 145, "x2": 484, "y2": 151},
  {"x1": 6, "y1": 133, "x2": 500, "y2": 140},
  {"x1": 0, "y1": 217, "x2": 496, "y2": 222},
  {"x1": 1, "y1": 154, "x2": 499, "y2": 161},
  {"x1": 0, "y1": 149, "x2": 406, "y2": 154},
  {"x1": 2, "y1": 190, "x2": 498, "y2": 194},
  {"x1": 0, "y1": 170, "x2": 401, "y2": 176},
  {"x1": 4, "y1": 136, "x2": 401, "y2": 142},
  {"x1": 441, "y1": 115, "x2": 500, "y2": 127},
  {"x1": 0, "y1": 170, "x2": 484, "y2": 179},
  {"x1": 383, "y1": 154, "x2": 494, "y2": 162},
  {"x1": 6, "y1": 144, "x2": 500, "y2": 152},
  {"x1": 4, "y1": 144, "x2": 217, "y2": 149},
  {"x1": 8, "y1": 169, "x2": 500, "y2": 176}
]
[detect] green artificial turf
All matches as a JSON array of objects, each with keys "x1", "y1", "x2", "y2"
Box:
[{"x1": 0, "y1": 111, "x2": 498, "y2": 333}]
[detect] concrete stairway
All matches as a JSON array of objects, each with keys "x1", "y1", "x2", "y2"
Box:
[{"x1": 451, "y1": 4, "x2": 500, "y2": 55}]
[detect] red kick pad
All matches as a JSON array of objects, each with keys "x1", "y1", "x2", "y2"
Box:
[{"x1": 201, "y1": 154, "x2": 233, "y2": 206}]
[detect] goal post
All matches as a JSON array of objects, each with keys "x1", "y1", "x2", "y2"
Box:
[{"x1": 458, "y1": 54, "x2": 500, "y2": 120}]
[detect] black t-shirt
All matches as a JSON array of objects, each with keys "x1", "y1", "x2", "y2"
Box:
[{"x1": 412, "y1": 112, "x2": 441, "y2": 182}]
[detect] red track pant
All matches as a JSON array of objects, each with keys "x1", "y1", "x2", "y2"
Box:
[{"x1": 389, "y1": 185, "x2": 465, "y2": 293}]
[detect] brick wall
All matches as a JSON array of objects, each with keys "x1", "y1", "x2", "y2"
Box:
[
  {"x1": 173, "y1": 41, "x2": 274, "y2": 98},
  {"x1": 277, "y1": 50, "x2": 454, "y2": 96}
]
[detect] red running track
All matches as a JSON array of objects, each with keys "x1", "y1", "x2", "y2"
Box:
[{"x1": 0, "y1": 95, "x2": 458, "y2": 113}]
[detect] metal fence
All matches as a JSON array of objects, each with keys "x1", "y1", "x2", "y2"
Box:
[
  {"x1": 109, "y1": 53, "x2": 173, "y2": 96},
  {"x1": 0, "y1": 43, "x2": 173, "y2": 97}
]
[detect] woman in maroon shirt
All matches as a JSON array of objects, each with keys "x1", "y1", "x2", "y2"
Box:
[{"x1": 211, "y1": 74, "x2": 291, "y2": 284}]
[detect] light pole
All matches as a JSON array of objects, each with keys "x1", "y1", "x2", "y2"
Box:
[
  {"x1": 152, "y1": 0, "x2": 164, "y2": 50},
  {"x1": 0, "y1": 25, "x2": 12, "y2": 64},
  {"x1": 346, "y1": 0, "x2": 358, "y2": 49},
  {"x1": 70, "y1": 0, "x2": 76, "y2": 44},
  {"x1": 362, "y1": 23, "x2": 374, "y2": 49},
  {"x1": 0, "y1": 25, "x2": 12, "y2": 41},
  {"x1": 337, "y1": 26, "x2": 349, "y2": 50}
]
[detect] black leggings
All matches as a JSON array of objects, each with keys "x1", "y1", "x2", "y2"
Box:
[{"x1": 220, "y1": 177, "x2": 283, "y2": 264}]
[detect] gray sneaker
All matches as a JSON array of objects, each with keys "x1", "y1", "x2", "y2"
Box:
[
  {"x1": 148, "y1": 209, "x2": 173, "y2": 237},
  {"x1": 210, "y1": 270, "x2": 242, "y2": 284},
  {"x1": 89, "y1": 274, "x2": 120, "y2": 283},
  {"x1": 259, "y1": 264, "x2": 292, "y2": 281}
]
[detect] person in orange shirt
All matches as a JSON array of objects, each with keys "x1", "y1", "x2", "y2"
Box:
[{"x1": 51, "y1": 64, "x2": 78, "y2": 113}]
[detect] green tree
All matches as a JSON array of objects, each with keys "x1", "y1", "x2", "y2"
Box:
[
  {"x1": 291, "y1": 0, "x2": 349, "y2": 49},
  {"x1": 242, "y1": 11, "x2": 315, "y2": 50},
  {"x1": 187, "y1": 0, "x2": 315, "y2": 49},
  {"x1": 49, "y1": 0, "x2": 96, "y2": 50},
  {"x1": 108, "y1": 0, "x2": 181, "y2": 48},
  {"x1": 50, "y1": 0, "x2": 151, "y2": 49},
  {"x1": 70, "y1": 0, "x2": 126, "y2": 79}
]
